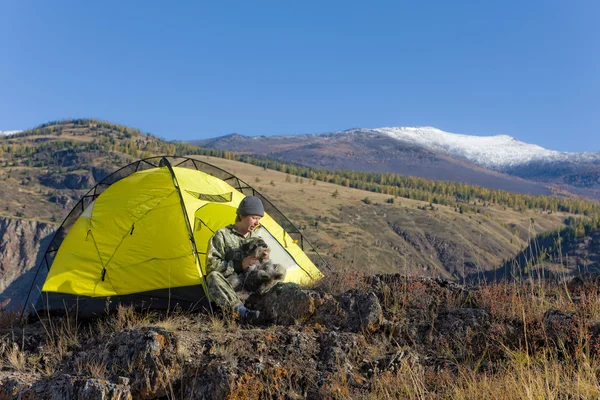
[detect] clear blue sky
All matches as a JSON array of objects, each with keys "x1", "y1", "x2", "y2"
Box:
[{"x1": 1, "y1": 1, "x2": 598, "y2": 152}]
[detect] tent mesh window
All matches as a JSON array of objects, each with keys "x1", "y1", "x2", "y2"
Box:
[{"x1": 185, "y1": 191, "x2": 233, "y2": 203}]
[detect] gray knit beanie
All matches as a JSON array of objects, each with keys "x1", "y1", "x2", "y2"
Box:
[{"x1": 237, "y1": 196, "x2": 264, "y2": 217}]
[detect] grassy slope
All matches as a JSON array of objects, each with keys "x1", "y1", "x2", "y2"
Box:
[{"x1": 197, "y1": 156, "x2": 573, "y2": 278}]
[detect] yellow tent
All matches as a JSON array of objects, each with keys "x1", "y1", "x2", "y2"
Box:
[{"x1": 28, "y1": 157, "x2": 325, "y2": 317}]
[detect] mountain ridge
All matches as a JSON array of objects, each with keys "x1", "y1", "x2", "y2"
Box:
[
  {"x1": 200, "y1": 126, "x2": 600, "y2": 168},
  {"x1": 190, "y1": 126, "x2": 600, "y2": 198}
]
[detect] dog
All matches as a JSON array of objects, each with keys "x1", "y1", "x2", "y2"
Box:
[{"x1": 228, "y1": 238, "x2": 286, "y2": 294}]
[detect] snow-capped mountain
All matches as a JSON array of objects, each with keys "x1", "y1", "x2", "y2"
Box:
[
  {"x1": 0, "y1": 130, "x2": 22, "y2": 136},
  {"x1": 190, "y1": 126, "x2": 600, "y2": 199},
  {"x1": 360, "y1": 127, "x2": 600, "y2": 170}
]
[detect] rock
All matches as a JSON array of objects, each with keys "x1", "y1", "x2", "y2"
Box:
[
  {"x1": 74, "y1": 378, "x2": 132, "y2": 400},
  {"x1": 360, "y1": 348, "x2": 419, "y2": 377},
  {"x1": 66, "y1": 326, "x2": 180, "y2": 399},
  {"x1": 247, "y1": 283, "x2": 383, "y2": 333},
  {"x1": 104, "y1": 327, "x2": 180, "y2": 399},
  {"x1": 48, "y1": 194, "x2": 74, "y2": 209},
  {"x1": 567, "y1": 273, "x2": 600, "y2": 295},
  {"x1": 0, "y1": 374, "x2": 132, "y2": 400},
  {"x1": 91, "y1": 167, "x2": 113, "y2": 184},
  {"x1": 39, "y1": 171, "x2": 94, "y2": 190},
  {"x1": 246, "y1": 282, "x2": 324, "y2": 325},
  {"x1": 314, "y1": 290, "x2": 383, "y2": 333},
  {"x1": 49, "y1": 149, "x2": 84, "y2": 168},
  {"x1": 543, "y1": 308, "x2": 580, "y2": 350},
  {"x1": 317, "y1": 331, "x2": 366, "y2": 373},
  {"x1": 117, "y1": 376, "x2": 130, "y2": 386},
  {"x1": 432, "y1": 308, "x2": 491, "y2": 359},
  {"x1": 181, "y1": 361, "x2": 237, "y2": 400},
  {"x1": 0, "y1": 216, "x2": 56, "y2": 309},
  {"x1": 0, "y1": 374, "x2": 34, "y2": 399},
  {"x1": 370, "y1": 274, "x2": 476, "y2": 310},
  {"x1": 588, "y1": 322, "x2": 600, "y2": 356}
]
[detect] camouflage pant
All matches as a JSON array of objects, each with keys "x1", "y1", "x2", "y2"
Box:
[{"x1": 206, "y1": 271, "x2": 242, "y2": 310}]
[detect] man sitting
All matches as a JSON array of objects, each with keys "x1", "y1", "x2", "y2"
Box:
[{"x1": 205, "y1": 196, "x2": 266, "y2": 320}]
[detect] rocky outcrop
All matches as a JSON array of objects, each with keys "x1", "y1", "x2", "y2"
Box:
[
  {"x1": 543, "y1": 308, "x2": 582, "y2": 352},
  {"x1": 5, "y1": 274, "x2": 600, "y2": 399},
  {"x1": 38, "y1": 171, "x2": 94, "y2": 190},
  {"x1": 91, "y1": 166, "x2": 113, "y2": 183},
  {"x1": 0, "y1": 216, "x2": 56, "y2": 308},
  {"x1": 0, "y1": 326, "x2": 177, "y2": 400},
  {"x1": 246, "y1": 282, "x2": 383, "y2": 332},
  {"x1": 1, "y1": 374, "x2": 132, "y2": 400},
  {"x1": 48, "y1": 194, "x2": 75, "y2": 209}
]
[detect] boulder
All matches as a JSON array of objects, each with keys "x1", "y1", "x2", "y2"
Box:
[
  {"x1": 314, "y1": 290, "x2": 383, "y2": 333},
  {"x1": 543, "y1": 308, "x2": 581, "y2": 351},
  {"x1": 68, "y1": 326, "x2": 180, "y2": 399},
  {"x1": 431, "y1": 308, "x2": 492, "y2": 360},
  {"x1": 246, "y1": 282, "x2": 324, "y2": 325},
  {"x1": 105, "y1": 327, "x2": 180, "y2": 399},
  {"x1": 39, "y1": 171, "x2": 94, "y2": 190},
  {"x1": 567, "y1": 273, "x2": 600, "y2": 295},
  {"x1": 0, "y1": 374, "x2": 132, "y2": 400},
  {"x1": 247, "y1": 283, "x2": 383, "y2": 333}
]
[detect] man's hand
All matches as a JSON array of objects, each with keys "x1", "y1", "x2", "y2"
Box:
[{"x1": 242, "y1": 255, "x2": 259, "y2": 270}]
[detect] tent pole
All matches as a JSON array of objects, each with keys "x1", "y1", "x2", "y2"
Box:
[{"x1": 161, "y1": 157, "x2": 214, "y2": 315}]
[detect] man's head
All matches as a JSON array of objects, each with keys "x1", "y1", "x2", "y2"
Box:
[
  {"x1": 235, "y1": 196, "x2": 264, "y2": 234},
  {"x1": 237, "y1": 196, "x2": 264, "y2": 218}
]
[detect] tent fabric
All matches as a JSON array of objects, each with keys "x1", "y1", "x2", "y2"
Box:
[{"x1": 37, "y1": 159, "x2": 324, "y2": 315}]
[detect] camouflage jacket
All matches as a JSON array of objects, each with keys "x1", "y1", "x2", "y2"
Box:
[{"x1": 206, "y1": 224, "x2": 255, "y2": 276}]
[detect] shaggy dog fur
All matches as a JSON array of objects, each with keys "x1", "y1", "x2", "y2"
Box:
[{"x1": 228, "y1": 238, "x2": 286, "y2": 293}]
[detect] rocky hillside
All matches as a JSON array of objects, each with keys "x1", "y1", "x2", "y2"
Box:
[
  {"x1": 2, "y1": 274, "x2": 600, "y2": 399},
  {"x1": 0, "y1": 217, "x2": 56, "y2": 308},
  {"x1": 0, "y1": 119, "x2": 212, "y2": 223}
]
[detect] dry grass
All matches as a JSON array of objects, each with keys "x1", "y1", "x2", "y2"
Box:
[
  {"x1": 374, "y1": 276, "x2": 600, "y2": 399},
  {"x1": 338, "y1": 349, "x2": 600, "y2": 400},
  {"x1": 5, "y1": 342, "x2": 26, "y2": 371},
  {"x1": 448, "y1": 349, "x2": 600, "y2": 399},
  {"x1": 75, "y1": 353, "x2": 108, "y2": 380},
  {"x1": 366, "y1": 360, "x2": 428, "y2": 400}
]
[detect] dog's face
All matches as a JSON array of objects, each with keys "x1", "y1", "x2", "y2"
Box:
[
  {"x1": 255, "y1": 246, "x2": 270, "y2": 261},
  {"x1": 241, "y1": 238, "x2": 270, "y2": 261}
]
